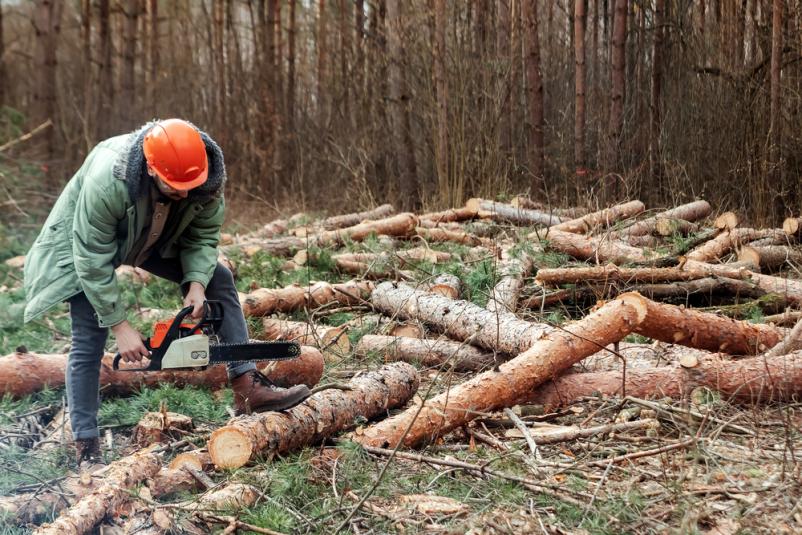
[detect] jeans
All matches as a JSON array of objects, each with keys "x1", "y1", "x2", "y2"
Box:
[{"x1": 66, "y1": 257, "x2": 256, "y2": 440}]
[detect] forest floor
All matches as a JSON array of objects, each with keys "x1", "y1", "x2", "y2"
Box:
[{"x1": 1, "y1": 200, "x2": 801, "y2": 535}]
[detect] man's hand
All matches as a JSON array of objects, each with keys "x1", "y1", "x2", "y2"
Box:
[
  {"x1": 112, "y1": 321, "x2": 150, "y2": 363},
  {"x1": 184, "y1": 282, "x2": 207, "y2": 319}
]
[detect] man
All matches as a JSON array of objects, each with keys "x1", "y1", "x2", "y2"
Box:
[{"x1": 24, "y1": 119, "x2": 310, "y2": 463}]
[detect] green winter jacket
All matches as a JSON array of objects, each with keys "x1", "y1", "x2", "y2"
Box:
[{"x1": 23, "y1": 122, "x2": 226, "y2": 327}]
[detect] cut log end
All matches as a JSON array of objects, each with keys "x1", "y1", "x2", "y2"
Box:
[
  {"x1": 714, "y1": 211, "x2": 739, "y2": 230},
  {"x1": 615, "y1": 292, "x2": 649, "y2": 324},
  {"x1": 465, "y1": 198, "x2": 482, "y2": 213},
  {"x1": 208, "y1": 427, "x2": 252, "y2": 469},
  {"x1": 783, "y1": 217, "x2": 800, "y2": 236},
  {"x1": 736, "y1": 247, "x2": 762, "y2": 270}
]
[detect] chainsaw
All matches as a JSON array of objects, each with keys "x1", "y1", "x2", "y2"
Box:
[{"x1": 112, "y1": 301, "x2": 301, "y2": 372}]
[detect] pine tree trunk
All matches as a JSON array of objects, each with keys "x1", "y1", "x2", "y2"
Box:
[
  {"x1": 355, "y1": 295, "x2": 646, "y2": 449},
  {"x1": 650, "y1": 0, "x2": 664, "y2": 187},
  {"x1": 208, "y1": 363, "x2": 419, "y2": 468},
  {"x1": 608, "y1": 0, "x2": 627, "y2": 172},
  {"x1": 535, "y1": 263, "x2": 746, "y2": 287},
  {"x1": 574, "y1": 0, "x2": 587, "y2": 171},
  {"x1": 522, "y1": 0, "x2": 545, "y2": 188},
  {"x1": 433, "y1": 0, "x2": 449, "y2": 203},
  {"x1": 33, "y1": 0, "x2": 63, "y2": 170},
  {"x1": 497, "y1": 0, "x2": 511, "y2": 155},
  {"x1": 239, "y1": 280, "x2": 375, "y2": 317},
  {"x1": 287, "y1": 0, "x2": 297, "y2": 130},
  {"x1": 121, "y1": 0, "x2": 139, "y2": 125},
  {"x1": 770, "y1": 0, "x2": 783, "y2": 179},
  {"x1": 98, "y1": 0, "x2": 113, "y2": 137}
]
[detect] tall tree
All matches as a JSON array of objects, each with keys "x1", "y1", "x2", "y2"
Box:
[
  {"x1": 386, "y1": 0, "x2": 419, "y2": 207},
  {"x1": 1, "y1": 2, "x2": 8, "y2": 107},
  {"x1": 317, "y1": 0, "x2": 329, "y2": 115},
  {"x1": 433, "y1": 0, "x2": 449, "y2": 203},
  {"x1": 121, "y1": 0, "x2": 140, "y2": 127},
  {"x1": 98, "y1": 0, "x2": 113, "y2": 138},
  {"x1": 148, "y1": 0, "x2": 158, "y2": 106},
  {"x1": 33, "y1": 0, "x2": 63, "y2": 169},
  {"x1": 770, "y1": 0, "x2": 783, "y2": 179},
  {"x1": 522, "y1": 0, "x2": 544, "y2": 189},
  {"x1": 608, "y1": 0, "x2": 627, "y2": 172},
  {"x1": 574, "y1": 0, "x2": 587, "y2": 173},
  {"x1": 287, "y1": 0, "x2": 296, "y2": 129},
  {"x1": 650, "y1": 0, "x2": 665, "y2": 190},
  {"x1": 497, "y1": 0, "x2": 511, "y2": 154}
]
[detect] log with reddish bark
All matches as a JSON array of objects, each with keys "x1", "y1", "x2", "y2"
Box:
[
  {"x1": 714, "y1": 211, "x2": 739, "y2": 230},
  {"x1": 316, "y1": 212, "x2": 419, "y2": 245},
  {"x1": 686, "y1": 228, "x2": 787, "y2": 262},
  {"x1": 321, "y1": 203, "x2": 395, "y2": 230},
  {"x1": 355, "y1": 334, "x2": 495, "y2": 372},
  {"x1": 370, "y1": 282, "x2": 554, "y2": 355},
  {"x1": 419, "y1": 207, "x2": 479, "y2": 225},
  {"x1": 549, "y1": 200, "x2": 645, "y2": 234},
  {"x1": 610, "y1": 200, "x2": 711, "y2": 241},
  {"x1": 239, "y1": 280, "x2": 374, "y2": 317},
  {"x1": 426, "y1": 273, "x2": 462, "y2": 299},
  {"x1": 528, "y1": 351, "x2": 802, "y2": 409},
  {"x1": 509, "y1": 197, "x2": 589, "y2": 218},
  {"x1": 683, "y1": 259, "x2": 802, "y2": 306},
  {"x1": 738, "y1": 245, "x2": 802, "y2": 272},
  {"x1": 465, "y1": 198, "x2": 563, "y2": 226},
  {"x1": 486, "y1": 252, "x2": 535, "y2": 315},
  {"x1": 535, "y1": 228, "x2": 653, "y2": 264},
  {"x1": 763, "y1": 309, "x2": 802, "y2": 327},
  {"x1": 535, "y1": 263, "x2": 748, "y2": 287},
  {"x1": 0, "y1": 347, "x2": 324, "y2": 399},
  {"x1": 207, "y1": 362, "x2": 419, "y2": 469},
  {"x1": 631, "y1": 294, "x2": 784, "y2": 355},
  {"x1": 354, "y1": 294, "x2": 646, "y2": 449},
  {"x1": 415, "y1": 226, "x2": 484, "y2": 246},
  {"x1": 654, "y1": 218, "x2": 699, "y2": 237},
  {"x1": 33, "y1": 450, "x2": 162, "y2": 535},
  {"x1": 261, "y1": 318, "x2": 350, "y2": 362}
]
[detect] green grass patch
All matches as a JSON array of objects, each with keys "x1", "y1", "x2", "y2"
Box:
[{"x1": 98, "y1": 384, "x2": 232, "y2": 428}]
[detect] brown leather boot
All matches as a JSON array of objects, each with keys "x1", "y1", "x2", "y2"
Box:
[
  {"x1": 231, "y1": 370, "x2": 311, "y2": 415},
  {"x1": 74, "y1": 437, "x2": 102, "y2": 466}
]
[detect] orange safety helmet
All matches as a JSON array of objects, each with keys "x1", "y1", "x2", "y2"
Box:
[{"x1": 143, "y1": 119, "x2": 209, "y2": 190}]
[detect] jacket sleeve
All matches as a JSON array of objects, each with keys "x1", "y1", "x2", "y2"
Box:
[
  {"x1": 72, "y1": 169, "x2": 127, "y2": 328},
  {"x1": 177, "y1": 196, "x2": 224, "y2": 288}
]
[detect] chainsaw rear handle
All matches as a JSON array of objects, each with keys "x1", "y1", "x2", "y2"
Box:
[{"x1": 112, "y1": 301, "x2": 222, "y2": 371}]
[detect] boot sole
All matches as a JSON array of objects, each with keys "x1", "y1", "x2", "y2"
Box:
[{"x1": 236, "y1": 391, "x2": 311, "y2": 415}]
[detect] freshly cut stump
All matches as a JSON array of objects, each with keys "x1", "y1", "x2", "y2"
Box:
[
  {"x1": 371, "y1": 282, "x2": 554, "y2": 355},
  {"x1": 355, "y1": 335, "x2": 495, "y2": 372},
  {"x1": 132, "y1": 411, "x2": 194, "y2": 447},
  {"x1": 355, "y1": 294, "x2": 646, "y2": 449},
  {"x1": 208, "y1": 362, "x2": 419, "y2": 469}
]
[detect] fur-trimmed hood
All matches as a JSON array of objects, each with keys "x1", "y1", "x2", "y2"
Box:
[{"x1": 111, "y1": 121, "x2": 226, "y2": 203}]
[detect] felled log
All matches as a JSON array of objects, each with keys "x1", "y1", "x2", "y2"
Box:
[
  {"x1": 631, "y1": 277, "x2": 765, "y2": 301},
  {"x1": 738, "y1": 246, "x2": 802, "y2": 272},
  {"x1": 631, "y1": 294, "x2": 783, "y2": 355},
  {"x1": 415, "y1": 226, "x2": 484, "y2": 246},
  {"x1": 509, "y1": 196, "x2": 588, "y2": 218},
  {"x1": 686, "y1": 228, "x2": 787, "y2": 262},
  {"x1": 419, "y1": 207, "x2": 478, "y2": 225},
  {"x1": 654, "y1": 218, "x2": 699, "y2": 237},
  {"x1": 0, "y1": 348, "x2": 324, "y2": 399},
  {"x1": 763, "y1": 309, "x2": 802, "y2": 327},
  {"x1": 528, "y1": 351, "x2": 802, "y2": 409},
  {"x1": 33, "y1": 451, "x2": 162, "y2": 535},
  {"x1": 239, "y1": 279, "x2": 374, "y2": 317},
  {"x1": 355, "y1": 335, "x2": 495, "y2": 372},
  {"x1": 132, "y1": 411, "x2": 194, "y2": 447},
  {"x1": 261, "y1": 319, "x2": 350, "y2": 362},
  {"x1": 465, "y1": 198, "x2": 563, "y2": 226},
  {"x1": 549, "y1": 200, "x2": 645, "y2": 234},
  {"x1": 486, "y1": 252, "x2": 535, "y2": 315},
  {"x1": 610, "y1": 200, "x2": 711, "y2": 240},
  {"x1": 316, "y1": 212, "x2": 419, "y2": 245},
  {"x1": 354, "y1": 294, "x2": 646, "y2": 449},
  {"x1": 536, "y1": 228, "x2": 652, "y2": 264},
  {"x1": 535, "y1": 263, "x2": 747, "y2": 287},
  {"x1": 208, "y1": 362, "x2": 419, "y2": 469},
  {"x1": 426, "y1": 273, "x2": 462, "y2": 299},
  {"x1": 371, "y1": 282, "x2": 554, "y2": 355},
  {"x1": 230, "y1": 236, "x2": 306, "y2": 258},
  {"x1": 714, "y1": 211, "x2": 739, "y2": 230},
  {"x1": 684, "y1": 259, "x2": 802, "y2": 306},
  {"x1": 321, "y1": 203, "x2": 395, "y2": 230}
]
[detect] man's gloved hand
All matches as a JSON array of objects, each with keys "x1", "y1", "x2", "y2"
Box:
[
  {"x1": 184, "y1": 281, "x2": 207, "y2": 319},
  {"x1": 112, "y1": 320, "x2": 150, "y2": 362}
]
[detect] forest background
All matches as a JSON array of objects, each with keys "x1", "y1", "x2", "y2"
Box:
[{"x1": 0, "y1": 0, "x2": 799, "y2": 243}]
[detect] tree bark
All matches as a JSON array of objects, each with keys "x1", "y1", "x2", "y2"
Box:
[
  {"x1": 631, "y1": 293, "x2": 783, "y2": 355},
  {"x1": 371, "y1": 281, "x2": 554, "y2": 355},
  {"x1": 425, "y1": 273, "x2": 462, "y2": 299},
  {"x1": 550, "y1": 200, "x2": 645, "y2": 233},
  {"x1": 529, "y1": 351, "x2": 802, "y2": 410},
  {"x1": 650, "y1": 0, "x2": 664, "y2": 187},
  {"x1": 121, "y1": 0, "x2": 139, "y2": 123},
  {"x1": 261, "y1": 318, "x2": 351, "y2": 361},
  {"x1": 33, "y1": 0, "x2": 63, "y2": 168},
  {"x1": 574, "y1": 0, "x2": 587, "y2": 171},
  {"x1": 0, "y1": 348, "x2": 324, "y2": 399},
  {"x1": 420, "y1": 207, "x2": 479, "y2": 224},
  {"x1": 433, "y1": 0, "x2": 449, "y2": 203},
  {"x1": 486, "y1": 252, "x2": 535, "y2": 315},
  {"x1": 33, "y1": 451, "x2": 162, "y2": 535},
  {"x1": 769, "y1": 0, "x2": 782, "y2": 175},
  {"x1": 535, "y1": 263, "x2": 741, "y2": 287},
  {"x1": 355, "y1": 334, "x2": 495, "y2": 372},
  {"x1": 317, "y1": 0, "x2": 328, "y2": 113},
  {"x1": 355, "y1": 295, "x2": 646, "y2": 449},
  {"x1": 654, "y1": 218, "x2": 700, "y2": 237},
  {"x1": 609, "y1": 201, "x2": 711, "y2": 240},
  {"x1": 240, "y1": 280, "x2": 374, "y2": 317},
  {"x1": 686, "y1": 228, "x2": 787, "y2": 262},
  {"x1": 319, "y1": 203, "x2": 396, "y2": 230},
  {"x1": 537, "y1": 228, "x2": 653, "y2": 264},
  {"x1": 683, "y1": 260, "x2": 802, "y2": 306},
  {"x1": 208, "y1": 362, "x2": 419, "y2": 468},
  {"x1": 608, "y1": 0, "x2": 627, "y2": 171},
  {"x1": 415, "y1": 226, "x2": 484, "y2": 247},
  {"x1": 738, "y1": 245, "x2": 802, "y2": 272},
  {"x1": 466, "y1": 198, "x2": 564, "y2": 226},
  {"x1": 522, "y1": 0, "x2": 545, "y2": 187}
]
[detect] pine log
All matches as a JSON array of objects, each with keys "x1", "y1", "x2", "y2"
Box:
[
  {"x1": 0, "y1": 348, "x2": 324, "y2": 399},
  {"x1": 239, "y1": 280, "x2": 374, "y2": 317},
  {"x1": 763, "y1": 309, "x2": 802, "y2": 327},
  {"x1": 258, "y1": 218, "x2": 289, "y2": 238},
  {"x1": 229, "y1": 236, "x2": 306, "y2": 257},
  {"x1": 783, "y1": 217, "x2": 802, "y2": 237},
  {"x1": 261, "y1": 319, "x2": 350, "y2": 362},
  {"x1": 534, "y1": 263, "x2": 744, "y2": 287},
  {"x1": 426, "y1": 273, "x2": 462, "y2": 299},
  {"x1": 415, "y1": 226, "x2": 484, "y2": 246},
  {"x1": 370, "y1": 282, "x2": 554, "y2": 355},
  {"x1": 354, "y1": 294, "x2": 646, "y2": 449},
  {"x1": 684, "y1": 260, "x2": 802, "y2": 306},
  {"x1": 738, "y1": 245, "x2": 802, "y2": 272},
  {"x1": 466, "y1": 198, "x2": 563, "y2": 226},
  {"x1": 321, "y1": 204, "x2": 395, "y2": 230},
  {"x1": 208, "y1": 362, "x2": 419, "y2": 469},
  {"x1": 355, "y1": 335, "x2": 495, "y2": 372},
  {"x1": 536, "y1": 228, "x2": 653, "y2": 264},
  {"x1": 333, "y1": 256, "x2": 394, "y2": 279},
  {"x1": 528, "y1": 351, "x2": 802, "y2": 409},
  {"x1": 509, "y1": 197, "x2": 589, "y2": 218},
  {"x1": 714, "y1": 211, "x2": 739, "y2": 230},
  {"x1": 654, "y1": 218, "x2": 699, "y2": 237},
  {"x1": 486, "y1": 253, "x2": 535, "y2": 315},
  {"x1": 631, "y1": 277, "x2": 765, "y2": 301},
  {"x1": 33, "y1": 451, "x2": 162, "y2": 535},
  {"x1": 168, "y1": 450, "x2": 212, "y2": 472},
  {"x1": 316, "y1": 212, "x2": 419, "y2": 245},
  {"x1": 549, "y1": 200, "x2": 645, "y2": 234},
  {"x1": 686, "y1": 228, "x2": 787, "y2": 262},
  {"x1": 419, "y1": 207, "x2": 479, "y2": 224},
  {"x1": 631, "y1": 294, "x2": 784, "y2": 355},
  {"x1": 131, "y1": 411, "x2": 194, "y2": 447},
  {"x1": 610, "y1": 201, "x2": 711, "y2": 239}
]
